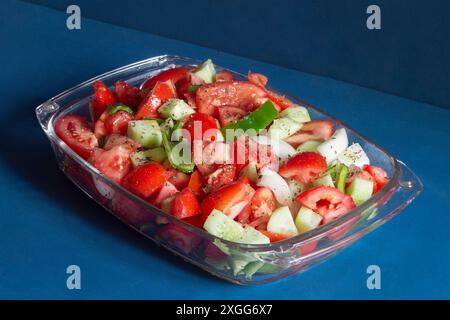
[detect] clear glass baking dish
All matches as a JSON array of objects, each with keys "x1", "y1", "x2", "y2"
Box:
[{"x1": 36, "y1": 55, "x2": 422, "y2": 285}]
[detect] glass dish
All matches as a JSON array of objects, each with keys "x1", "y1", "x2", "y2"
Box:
[{"x1": 36, "y1": 55, "x2": 423, "y2": 285}]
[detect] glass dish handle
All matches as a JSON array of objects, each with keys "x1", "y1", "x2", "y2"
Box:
[{"x1": 36, "y1": 100, "x2": 60, "y2": 133}]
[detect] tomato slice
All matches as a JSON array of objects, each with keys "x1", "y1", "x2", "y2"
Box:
[
  {"x1": 171, "y1": 188, "x2": 200, "y2": 219},
  {"x1": 250, "y1": 187, "x2": 276, "y2": 219},
  {"x1": 266, "y1": 91, "x2": 294, "y2": 110},
  {"x1": 279, "y1": 152, "x2": 327, "y2": 184},
  {"x1": 233, "y1": 134, "x2": 277, "y2": 172},
  {"x1": 215, "y1": 70, "x2": 234, "y2": 82},
  {"x1": 200, "y1": 181, "x2": 255, "y2": 221},
  {"x1": 104, "y1": 110, "x2": 134, "y2": 136},
  {"x1": 135, "y1": 80, "x2": 176, "y2": 119},
  {"x1": 89, "y1": 144, "x2": 133, "y2": 183},
  {"x1": 122, "y1": 162, "x2": 169, "y2": 199},
  {"x1": 188, "y1": 170, "x2": 205, "y2": 197},
  {"x1": 91, "y1": 81, "x2": 117, "y2": 121},
  {"x1": 103, "y1": 133, "x2": 141, "y2": 151},
  {"x1": 296, "y1": 186, "x2": 356, "y2": 224},
  {"x1": 157, "y1": 223, "x2": 201, "y2": 254},
  {"x1": 114, "y1": 81, "x2": 141, "y2": 108},
  {"x1": 195, "y1": 81, "x2": 267, "y2": 116},
  {"x1": 217, "y1": 106, "x2": 247, "y2": 127},
  {"x1": 55, "y1": 115, "x2": 98, "y2": 160},
  {"x1": 259, "y1": 230, "x2": 289, "y2": 243},
  {"x1": 203, "y1": 164, "x2": 237, "y2": 193},
  {"x1": 285, "y1": 120, "x2": 334, "y2": 147},
  {"x1": 247, "y1": 71, "x2": 268, "y2": 87},
  {"x1": 167, "y1": 170, "x2": 190, "y2": 190},
  {"x1": 183, "y1": 113, "x2": 219, "y2": 142},
  {"x1": 364, "y1": 165, "x2": 389, "y2": 192},
  {"x1": 153, "y1": 181, "x2": 179, "y2": 207},
  {"x1": 142, "y1": 67, "x2": 191, "y2": 90}
]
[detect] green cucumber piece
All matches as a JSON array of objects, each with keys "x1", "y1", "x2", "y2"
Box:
[
  {"x1": 158, "y1": 99, "x2": 195, "y2": 120},
  {"x1": 107, "y1": 103, "x2": 134, "y2": 115},
  {"x1": 297, "y1": 140, "x2": 322, "y2": 153},
  {"x1": 312, "y1": 173, "x2": 335, "y2": 187},
  {"x1": 192, "y1": 59, "x2": 216, "y2": 83},
  {"x1": 346, "y1": 177, "x2": 373, "y2": 206},
  {"x1": 237, "y1": 227, "x2": 270, "y2": 245},
  {"x1": 295, "y1": 206, "x2": 323, "y2": 234},
  {"x1": 268, "y1": 118, "x2": 303, "y2": 140},
  {"x1": 336, "y1": 164, "x2": 349, "y2": 192},
  {"x1": 243, "y1": 261, "x2": 265, "y2": 278},
  {"x1": 228, "y1": 256, "x2": 250, "y2": 276},
  {"x1": 267, "y1": 206, "x2": 298, "y2": 236},
  {"x1": 189, "y1": 85, "x2": 200, "y2": 93},
  {"x1": 280, "y1": 106, "x2": 310, "y2": 123},
  {"x1": 130, "y1": 147, "x2": 167, "y2": 167},
  {"x1": 239, "y1": 162, "x2": 258, "y2": 183},
  {"x1": 203, "y1": 209, "x2": 244, "y2": 241},
  {"x1": 127, "y1": 120, "x2": 162, "y2": 148}
]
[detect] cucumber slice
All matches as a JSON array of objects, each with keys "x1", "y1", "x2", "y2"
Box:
[
  {"x1": 239, "y1": 162, "x2": 258, "y2": 183},
  {"x1": 280, "y1": 106, "x2": 310, "y2": 123},
  {"x1": 203, "y1": 209, "x2": 244, "y2": 241},
  {"x1": 192, "y1": 59, "x2": 216, "y2": 83},
  {"x1": 237, "y1": 227, "x2": 270, "y2": 245},
  {"x1": 130, "y1": 147, "x2": 167, "y2": 167},
  {"x1": 267, "y1": 206, "x2": 298, "y2": 236},
  {"x1": 243, "y1": 261, "x2": 265, "y2": 278},
  {"x1": 268, "y1": 118, "x2": 303, "y2": 140},
  {"x1": 297, "y1": 140, "x2": 322, "y2": 153},
  {"x1": 228, "y1": 256, "x2": 250, "y2": 276},
  {"x1": 127, "y1": 120, "x2": 162, "y2": 148},
  {"x1": 312, "y1": 173, "x2": 335, "y2": 187},
  {"x1": 107, "y1": 103, "x2": 134, "y2": 115},
  {"x1": 337, "y1": 143, "x2": 370, "y2": 168},
  {"x1": 317, "y1": 128, "x2": 348, "y2": 164},
  {"x1": 287, "y1": 179, "x2": 305, "y2": 198},
  {"x1": 295, "y1": 206, "x2": 323, "y2": 234},
  {"x1": 346, "y1": 177, "x2": 373, "y2": 206},
  {"x1": 158, "y1": 99, "x2": 195, "y2": 120}
]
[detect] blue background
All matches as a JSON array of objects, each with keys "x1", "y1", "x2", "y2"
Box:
[
  {"x1": 27, "y1": 0, "x2": 450, "y2": 110},
  {"x1": 0, "y1": 0, "x2": 449, "y2": 299}
]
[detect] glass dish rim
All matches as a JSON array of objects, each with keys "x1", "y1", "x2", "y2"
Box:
[{"x1": 36, "y1": 54, "x2": 405, "y2": 252}]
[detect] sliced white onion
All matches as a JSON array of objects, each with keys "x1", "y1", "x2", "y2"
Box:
[
  {"x1": 317, "y1": 128, "x2": 348, "y2": 164},
  {"x1": 250, "y1": 135, "x2": 296, "y2": 160},
  {"x1": 337, "y1": 143, "x2": 370, "y2": 168},
  {"x1": 257, "y1": 167, "x2": 292, "y2": 206}
]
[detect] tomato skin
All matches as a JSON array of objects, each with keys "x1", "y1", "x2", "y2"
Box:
[
  {"x1": 183, "y1": 113, "x2": 218, "y2": 142},
  {"x1": 200, "y1": 181, "x2": 255, "y2": 222},
  {"x1": 279, "y1": 152, "x2": 327, "y2": 184},
  {"x1": 142, "y1": 67, "x2": 191, "y2": 90},
  {"x1": 248, "y1": 71, "x2": 268, "y2": 87},
  {"x1": 103, "y1": 133, "x2": 141, "y2": 151},
  {"x1": 296, "y1": 186, "x2": 356, "y2": 224},
  {"x1": 91, "y1": 81, "x2": 116, "y2": 121},
  {"x1": 157, "y1": 223, "x2": 201, "y2": 254},
  {"x1": 233, "y1": 134, "x2": 277, "y2": 173},
  {"x1": 183, "y1": 215, "x2": 205, "y2": 229},
  {"x1": 122, "y1": 162, "x2": 169, "y2": 199},
  {"x1": 217, "y1": 106, "x2": 247, "y2": 127},
  {"x1": 195, "y1": 81, "x2": 267, "y2": 116},
  {"x1": 55, "y1": 115, "x2": 98, "y2": 160},
  {"x1": 266, "y1": 91, "x2": 294, "y2": 110},
  {"x1": 250, "y1": 187, "x2": 277, "y2": 219},
  {"x1": 171, "y1": 188, "x2": 200, "y2": 219},
  {"x1": 215, "y1": 70, "x2": 234, "y2": 82},
  {"x1": 364, "y1": 165, "x2": 389, "y2": 192},
  {"x1": 203, "y1": 164, "x2": 237, "y2": 193},
  {"x1": 168, "y1": 170, "x2": 190, "y2": 190},
  {"x1": 135, "y1": 80, "x2": 176, "y2": 119},
  {"x1": 259, "y1": 230, "x2": 289, "y2": 243},
  {"x1": 114, "y1": 81, "x2": 141, "y2": 108},
  {"x1": 188, "y1": 170, "x2": 205, "y2": 197},
  {"x1": 285, "y1": 120, "x2": 334, "y2": 147},
  {"x1": 104, "y1": 110, "x2": 134, "y2": 135},
  {"x1": 89, "y1": 145, "x2": 133, "y2": 183}
]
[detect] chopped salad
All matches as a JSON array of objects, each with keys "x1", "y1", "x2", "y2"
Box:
[{"x1": 55, "y1": 59, "x2": 390, "y2": 245}]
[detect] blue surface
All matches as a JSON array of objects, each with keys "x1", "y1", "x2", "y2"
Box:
[
  {"x1": 1, "y1": 0, "x2": 449, "y2": 299},
  {"x1": 27, "y1": 0, "x2": 450, "y2": 110}
]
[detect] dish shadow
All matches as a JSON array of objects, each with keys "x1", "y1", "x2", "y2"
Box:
[{"x1": 0, "y1": 99, "x2": 233, "y2": 288}]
